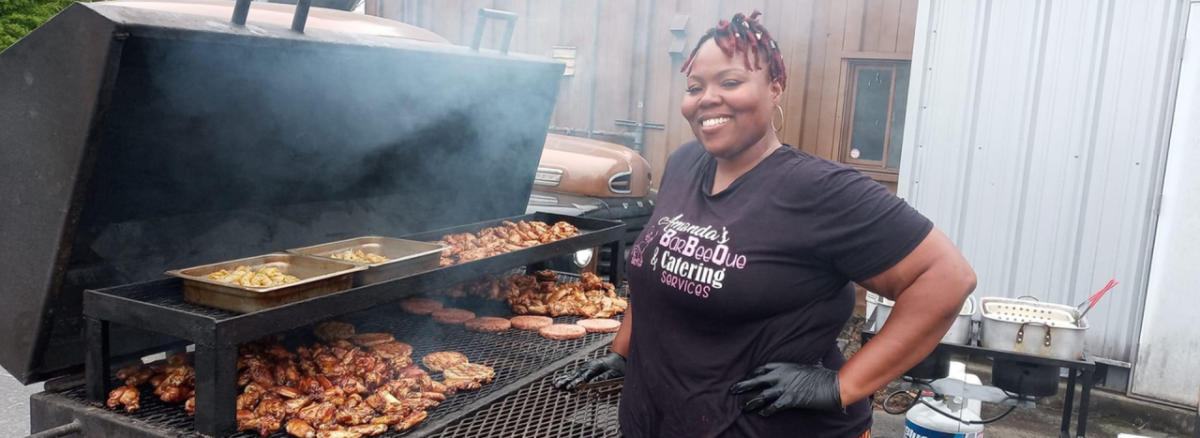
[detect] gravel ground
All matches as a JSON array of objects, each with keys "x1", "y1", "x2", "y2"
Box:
[{"x1": 0, "y1": 371, "x2": 43, "y2": 436}]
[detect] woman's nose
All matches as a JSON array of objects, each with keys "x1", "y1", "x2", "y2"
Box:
[{"x1": 699, "y1": 87, "x2": 722, "y2": 107}]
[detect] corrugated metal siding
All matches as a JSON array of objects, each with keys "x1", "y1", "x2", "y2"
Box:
[{"x1": 899, "y1": 0, "x2": 1189, "y2": 363}]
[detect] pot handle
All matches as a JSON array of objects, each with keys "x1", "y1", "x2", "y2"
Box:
[
  {"x1": 1017, "y1": 295, "x2": 1041, "y2": 302},
  {"x1": 1016, "y1": 322, "x2": 1053, "y2": 347}
]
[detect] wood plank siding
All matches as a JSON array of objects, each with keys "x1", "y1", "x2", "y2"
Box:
[{"x1": 367, "y1": 0, "x2": 918, "y2": 191}]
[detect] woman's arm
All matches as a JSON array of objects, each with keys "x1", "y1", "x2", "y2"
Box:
[{"x1": 837, "y1": 227, "x2": 976, "y2": 406}]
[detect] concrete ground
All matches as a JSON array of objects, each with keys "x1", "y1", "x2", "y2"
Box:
[
  {"x1": 871, "y1": 404, "x2": 1176, "y2": 438},
  {"x1": 0, "y1": 370, "x2": 42, "y2": 436}
]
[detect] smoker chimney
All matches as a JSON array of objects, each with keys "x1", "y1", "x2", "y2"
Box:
[
  {"x1": 230, "y1": 0, "x2": 313, "y2": 33},
  {"x1": 231, "y1": 0, "x2": 251, "y2": 25},
  {"x1": 471, "y1": 8, "x2": 518, "y2": 54}
]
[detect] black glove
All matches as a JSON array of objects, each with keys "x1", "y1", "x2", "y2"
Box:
[
  {"x1": 730, "y1": 362, "x2": 844, "y2": 416},
  {"x1": 552, "y1": 352, "x2": 626, "y2": 391}
]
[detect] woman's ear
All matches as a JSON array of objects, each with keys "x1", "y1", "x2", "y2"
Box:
[{"x1": 770, "y1": 78, "x2": 784, "y2": 104}]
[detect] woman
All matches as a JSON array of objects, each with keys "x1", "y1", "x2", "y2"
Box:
[{"x1": 553, "y1": 11, "x2": 976, "y2": 438}]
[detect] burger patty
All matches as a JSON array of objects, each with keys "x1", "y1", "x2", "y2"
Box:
[
  {"x1": 509, "y1": 316, "x2": 554, "y2": 331},
  {"x1": 399, "y1": 298, "x2": 444, "y2": 315},
  {"x1": 422, "y1": 351, "x2": 469, "y2": 372},
  {"x1": 314, "y1": 321, "x2": 355, "y2": 341},
  {"x1": 431, "y1": 308, "x2": 475, "y2": 325},
  {"x1": 442, "y1": 363, "x2": 495, "y2": 384},
  {"x1": 464, "y1": 317, "x2": 511, "y2": 333},
  {"x1": 575, "y1": 318, "x2": 621, "y2": 333},
  {"x1": 351, "y1": 333, "x2": 395, "y2": 347},
  {"x1": 369, "y1": 341, "x2": 413, "y2": 359},
  {"x1": 538, "y1": 324, "x2": 586, "y2": 340}
]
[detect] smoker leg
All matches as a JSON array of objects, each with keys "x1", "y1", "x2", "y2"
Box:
[
  {"x1": 194, "y1": 343, "x2": 238, "y2": 436},
  {"x1": 1076, "y1": 369, "x2": 1093, "y2": 438},
  {"x1": 608, "y1": 239, "x2": 625, "y2": 288},
  {"x1": 85, "y1": 318, "x2": 111, "y2": 403},
  {"x1": 1060, "y1": 369, "x2": 1077, "y2": 438}
]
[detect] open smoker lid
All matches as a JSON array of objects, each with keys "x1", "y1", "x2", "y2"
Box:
[{"x1": 0, "y1": 2, "x2": 564, "y2": 384}]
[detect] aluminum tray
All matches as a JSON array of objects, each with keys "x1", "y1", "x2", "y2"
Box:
[
  {"x1": 286, "y1": 236, "x2": 447, "y2": 287},
  {"x1": 167, "y1": 253, "x2": 366, "y2": 313}
]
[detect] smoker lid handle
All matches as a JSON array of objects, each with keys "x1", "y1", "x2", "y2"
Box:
[{"x1": 471, "y1": 8, "x2": 519, "y2": 54}]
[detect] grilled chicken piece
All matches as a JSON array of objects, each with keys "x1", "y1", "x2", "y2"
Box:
[
  {"x1": 238, "y1": 412, "x2": 282, "y2": 437},
  {"x1": 443, "y1": 378, "x2": 481, "y2": 392},
  {"x1": 148, "y1": 374, "x2": 167, "y2": 388},
  {"x1": 106, "y1": 386, "x2": 140, "y2": 413},
  {"x1": 296, "y1": 401, "x2": 337, "y2": 426},
  {"x1": 335, "y1": 404, "x2": 376, "y2": 426},
  {"x1": 244, "y1": 382, "x2": 268, "y2": 395},
  {"x1": 333, "y1": 376, "x2": 368, "y2": 395},
  {"x1": 347, "y1": 424, "x2": 388, "y2": 436},
  {"x1": 369, "y1": 413, "x2": 404, "y2": 426},
  {"x1": 237, "y1": 391, "x2": 263, "y2": 411},
  {"x1": 185, "y1": 396, "x2": 195, "y2": 417},
  {"x1": 316, "y1": 430, "x2": 363, "y2": 438},
  {"x1": 364, "y1": 390, "x2": 405, "y2": 414},
  {"x1": 255, "y1": 396, "x2": 287, "y2": 420},
  {"x1": 394, "y1": 411, "x2": 428, "y2": 432},
  {"x1": 158, "y1": 385, "x2": 190, "y2": 403},
  {"x1": 283, "y1": 396, "x2": 313, "y2": 415},
  {"x1": 285, "y1": 419, "x2": 317, "y2": 438},
  {"x1": 274, "y1": 385, "x2": 304, "y2": 399}
]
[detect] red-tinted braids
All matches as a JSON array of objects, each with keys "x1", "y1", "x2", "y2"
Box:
[{"x1": 681, "y1": 11, "x2": 787, "y2": 90}]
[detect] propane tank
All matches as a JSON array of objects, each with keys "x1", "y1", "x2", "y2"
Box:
[{"x1": 903, "y1": 361, "x2": 985, "y2": 438}]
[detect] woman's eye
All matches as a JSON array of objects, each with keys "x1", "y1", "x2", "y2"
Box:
[
  {"x1": 687, "y1": 86, "x2": 702, "y2": 93},
  {"x1": 722, "y1": 80, "x2": 741, "y2": 88}
]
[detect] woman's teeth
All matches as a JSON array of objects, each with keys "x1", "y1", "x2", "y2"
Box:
[{"x1": 701, "y1": 117, "x2": 731, "y2": 127}]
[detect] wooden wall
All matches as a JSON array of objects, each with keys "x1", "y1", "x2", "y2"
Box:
[{"x1": 367, "y1": 0, "x2": 917, "y2": 191}]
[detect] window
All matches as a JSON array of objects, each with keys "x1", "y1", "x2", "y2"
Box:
[{"x1": 841, "y1": 61, "x2": 910, "y2": 176}]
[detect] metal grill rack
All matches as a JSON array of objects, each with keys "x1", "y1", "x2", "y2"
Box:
[
  {"x1": 60, "y1": 283, "x2": 624, "y2": 438},
  {"x1": 80, "y1": 212, "x2": 626, "y2": 436},
  {"x1": 429, "y1": 345, "x2": 622, "y2": 438}
]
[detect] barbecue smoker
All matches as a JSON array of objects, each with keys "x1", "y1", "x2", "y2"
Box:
[{"x1": 1, "y1": 2, "x2": 631, "y2": 437}]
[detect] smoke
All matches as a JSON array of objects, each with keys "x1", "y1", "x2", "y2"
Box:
[{"x1": 68, "y1": 14, "x2": 564, "y2": 285}]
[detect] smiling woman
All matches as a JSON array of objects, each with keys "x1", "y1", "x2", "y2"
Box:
[{"x1": 554, "y1": 9, "x2": 977, "y2": 438}]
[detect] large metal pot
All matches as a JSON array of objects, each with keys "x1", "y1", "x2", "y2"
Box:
[
  {"x1": 980, "y1": 297, "x2": 1088, "y2": 361},
  {"x1": 868, "y1": 294, "x2": 976, "y2": 345}
]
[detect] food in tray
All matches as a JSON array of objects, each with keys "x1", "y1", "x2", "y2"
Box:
[
  {"x1": 207, "y1": 265, "x2": 300, "y2": 287},
  {"x1": 508, "y1": 272, "x2": 627, "y2": 318},
  {"x1": 576, "y1": 318, "x2": 621, "y2": 333},
  {"x1": 464, "y1": 317, "x2": 511, "y2": 333},
  {"x1": 107, "y1": 321, "x2": 494, "y2": 436},
  {"x1": 399, "y1": 298, "x2": 444, "y2": 314},
  {"x1": 539, "y1": 324, "x2": 587, "y2": 340},
  {"x1": 431, "y1": 308, "x2": 475, "y2": 325},
  {"x1": 442, "y1": 363, "x2": 495, "y2": 384},
  {"x1": 350, "y1": 333, "x2": 394, "y2": 347},
  {"x1": 421, "y1": 351, "x2": 469, "y2": 372},
  {"x1": 314, "y1": 321, "x2": 355, "y2": 341},
  {"x1": 510, "y1": 315, "x2": 554, "y2": 331},
  {"x1": 330, "y1": 249, "x2": 390, "y2": 264},
  {"x1": 435, "y1": 220, "x2": 580, "y2": 266}
]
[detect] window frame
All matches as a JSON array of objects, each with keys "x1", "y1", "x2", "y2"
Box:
[{"x1": 838, "y1": 59, "x2": 910, "y2": 180}]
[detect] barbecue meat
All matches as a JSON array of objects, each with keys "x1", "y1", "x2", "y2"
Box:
[
  {"x1": 297, "y1": 402, "x2": 337, "y2": 426},
  {"x1": 436, "y1": 220, "x2": 579, "y2": 266},
  {"x1": 443, "y1": 378, "x2": 481, "y2": 392},
  {"x1": 330, "y1": 249, "x2": 389, "y2": 264},
  {"x1": 394, "y1": 411, "x2": 428, "y2": 432},
  {"x1": 442, "y1": 363, "x2": 495, "y2": 384},
  {"x1": 286, "y1": 419, "x2": 317, "y2": 438},
  {"x1": 256, "y1": 396, "x2": 287, "y2": 420},
  {"x1": 185, "y1": 396, "x2": 195, "y2": 417},
  {"x1": 237, "y1": 391, "x2": 262, "y2": 411},
  {"x1": 421, "y1": 351, "x2": 468, "y2": 372},
  {"x1": 347, "y1": 424, "x2": 388, "y2": 436},
  {"x1": 106, "y1": 386, "x2": 140, "y2": 413},
  {"x1": 284, "y1": 396, "x2": 313, "y2": 415},
  {"x1": 503, "y1": 272, "x2": 626, "y2": 318},
  {"x1": 314, "y1": 321, "x2": 355, "y2": 341},
  {"x1": 316, "y1": 430, "x2": 363, "y2": 438},
  {"x1": 158, "y1": 385, "x2": 190, "y2": 403}
]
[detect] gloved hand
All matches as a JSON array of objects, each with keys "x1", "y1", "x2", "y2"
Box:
[
  {"x1": 730, "y1": 362, "x2": 844, "y2": 416},
  {"x1": 552, "y1": 352, "x2": 626, "y2": 391}
]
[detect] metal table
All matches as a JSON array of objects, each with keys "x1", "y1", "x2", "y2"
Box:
[{"x1": 861, "y1": 329, "x2": 1106, "y2": 438}]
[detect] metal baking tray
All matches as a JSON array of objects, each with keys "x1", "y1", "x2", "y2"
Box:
[
  {"x1": 166, "y1": 253, "x2": 366, "y2": 313},
  {"x1": 286, "y1": 236, "x2": 448, "y2": 286}
]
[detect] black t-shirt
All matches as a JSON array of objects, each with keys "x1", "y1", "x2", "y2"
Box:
[{"x1": 619, "y1": 141, "x2": 933, "y2": 438}]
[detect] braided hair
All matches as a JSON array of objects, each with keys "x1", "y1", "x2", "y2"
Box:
[{"x1": 681, "y1": 11, "x2": 788, "y2": 91}]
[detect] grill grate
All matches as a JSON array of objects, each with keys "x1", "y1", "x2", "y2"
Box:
[
  {"x1": 429, "y1": 345, "x2": 622, "y2": 438},
  {"x1": 59, "y1": 280, "x2": 624, "y2": 438}
]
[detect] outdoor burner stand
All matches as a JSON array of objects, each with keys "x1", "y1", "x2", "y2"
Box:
[
  {"x1": 81, "y1": 213, "x2": 625, "y2": 436},
  {"x1": 861, "y1": 329, "x2": 1105, "y2": 438}
]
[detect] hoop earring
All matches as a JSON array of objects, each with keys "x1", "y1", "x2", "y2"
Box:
[{"x1": 771, "y1": 104, "x2": 784, "y2": 132}]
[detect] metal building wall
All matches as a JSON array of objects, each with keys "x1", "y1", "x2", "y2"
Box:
[{"x1": 898, "y1": 0, "x2": 1190, "y2": 363}]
